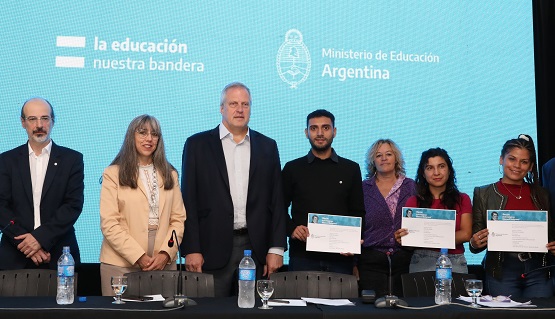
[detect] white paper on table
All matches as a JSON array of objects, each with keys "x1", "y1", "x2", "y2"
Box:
[
  {"x1": 267, "y1": 299, "x2": 307, "y2": 306},
  {"x1": 458, "y1": 296, "x2": 535, "y2": 308},
  {"x1": 400, "y1": 207, "x2": 456, "y2": 249},
  {"x1": 486, "y1": 210, "x2": 548, "y2": 253},
  {"x1": 301, "y1": 297, "x2": 355, "y2": 306},
  {"x1": 306, "y1": 213, "x2": 361, "y2": 254},
  {"x1": 120, "y1": 294, "x2": 165, "y2": 302}
]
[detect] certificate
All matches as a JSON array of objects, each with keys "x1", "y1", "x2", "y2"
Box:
[
  {"x1": 401, "y1": 207, "x2": 456, "y2": 249},
  {"x1": 306, "y1": 213, "x2": 362, "y2": 254},
  {"x1": 486, "y1": 210, "x2": 548, "y2": 253}
]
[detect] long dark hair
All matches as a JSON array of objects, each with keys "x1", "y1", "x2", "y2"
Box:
[
  {"x1": 415, "y1": 147, "x2": 461, "y2": 209},
  {"x1": 500, "y1": 134, "x2": 538, "y2": 186},
  {"x1": 110, "y1": 114, "x2": 176, "y2": 189}
]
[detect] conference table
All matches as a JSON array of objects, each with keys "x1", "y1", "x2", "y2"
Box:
[{"x1": 1, "y1": 296, "x2": 555, "y2": 319}]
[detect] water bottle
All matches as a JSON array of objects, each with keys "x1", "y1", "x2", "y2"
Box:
[
  {"x1": 56, "y1": 246, "x2": 75, "y2": 305},
  {"x1": 435, "y1": 248, "x2": 452, "y2": 305},
  {"x1": 238, "y1": 249, "x2": 256, "y2": 308}
]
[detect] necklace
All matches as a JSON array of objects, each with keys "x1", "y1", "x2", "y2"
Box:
[
  {"x1": 501, "y1": 181, "x2": 523, "y2": 200},
  {"x1": 143, "y1": 165, "x2": 159, "y2": 221}
]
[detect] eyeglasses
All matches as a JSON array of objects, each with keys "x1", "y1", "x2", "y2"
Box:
[
  {"x1": 136, "y1": 129, "x2": 160, "y2": 140},
  {"x1": 24, "y1": 116, "x2": 52, "y2": 124}
]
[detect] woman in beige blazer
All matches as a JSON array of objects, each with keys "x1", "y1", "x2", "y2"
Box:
[{"x1": 99, "y1": 114, "x2": 186, "y2": 296}]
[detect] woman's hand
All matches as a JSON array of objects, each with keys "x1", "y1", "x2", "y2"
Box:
[
  {"x1": 546, "y1": 241, "x2": 555, "y2": 255},
  {"x1": 142, "y1": 252, "x2": 170, "y2": 271},
  {"x1": 136, "y1": 254, "x2": 153, "y2": 270},
  {"x1": 340, "y1": 239, "x2": 364, "y2": 256},
  {"x1": 470, "y1": 229, "x2": 489, "y2": 249},
  {"x1": 394, "y1": 228, "x2": 409, "y2": 244}
]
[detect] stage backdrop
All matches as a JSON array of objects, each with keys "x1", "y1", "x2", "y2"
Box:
[{"x1": 1, "y1": 1, "x2": 537, "y2": 265}]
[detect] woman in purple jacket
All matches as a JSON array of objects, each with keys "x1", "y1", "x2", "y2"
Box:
[{"x1": 357, "y1": 139, "x2": 416, "y2": 297}]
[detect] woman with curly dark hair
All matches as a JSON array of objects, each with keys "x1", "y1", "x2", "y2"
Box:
[{"x1": 395, "y1": 147, "x2": 472, "y2": 273}]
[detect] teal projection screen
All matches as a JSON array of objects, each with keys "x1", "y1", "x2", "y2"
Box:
[{"x1": 1, "y1": 1, "x2": 537, "y2": 265}]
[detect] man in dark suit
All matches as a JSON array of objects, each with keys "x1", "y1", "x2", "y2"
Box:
[
  {"x1": 0, "y1": 98, "x2": 84, "y2": 270},
  {"x1": 181, "y1": 82, "x2": 286, "y2": 297}
]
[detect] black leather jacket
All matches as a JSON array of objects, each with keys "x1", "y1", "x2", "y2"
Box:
[{"x1": 470, "y1": 182, "x2": 553, "y2": 280}]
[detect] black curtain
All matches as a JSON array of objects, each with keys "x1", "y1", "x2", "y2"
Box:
[{"x1": 534, "y1": 0, "x2": 555, "y2": 173}]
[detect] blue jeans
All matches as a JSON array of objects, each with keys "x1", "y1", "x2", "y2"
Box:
[
  {"x1": 485, "y1": 253, "x2": 552, "y2": 298},
  {"x1": 409, "y1": 249, "x2": 468, "y2": 273},
  {"x1": 288, "y1": 256, "x2": 353, "y2": 275}
]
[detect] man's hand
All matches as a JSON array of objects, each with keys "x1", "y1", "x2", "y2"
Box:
[
  {"x1": 30, "y1": 249, "x2": 51, "y2": 266},
  {"x1": 142, "y1": 252, "x2": 170, "y2": 271},
  {"x1": 291, "y1": 225, "x2": 310, "y2": 242},
  {"x1": 263, "y1": 253, "x2": 283, "y2": 277},
  {"x1": 15, "y1": 233, "x2": 42, "y2": 257},
  {"x1": 185, "y1": 253, "x2": 204, "y2": 272}
]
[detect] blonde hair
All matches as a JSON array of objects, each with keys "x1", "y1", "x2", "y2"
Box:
[{"x1": 365, "y1": 139, "x2": 405, "y2": 179}]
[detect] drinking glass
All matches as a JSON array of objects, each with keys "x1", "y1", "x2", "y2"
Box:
[
  {"x1": 111, "y1": 276, "x2": 128, "y2": 304},
  {"x1": 465, "y1": 279, "x2": 483, "y2": 308},
  {"x1": 257, "y1": 280, "x2": 275, "y2": 309}
]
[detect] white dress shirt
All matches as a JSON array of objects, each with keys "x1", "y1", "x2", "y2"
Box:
[
  {"x1": 219, "y1": 123, "x2": 284, "y2": 256},
  {"x1": 28, "y1": 141, "x2": 52, "y2": 229},
  {"x1": 219, "y1": 123, "x2": 250, "y2": 230}
]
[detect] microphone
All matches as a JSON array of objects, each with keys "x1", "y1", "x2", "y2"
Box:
[
  {"x1": 375, "y1": 251, "x2": 408, "y2": 308},
  {"x1": 0, "y1": 220, "x2": 15, "y2": 234},
  {"x1": 163, "y1": 229, "x2": 197, "y2": 308},
  {"x1": 521, "y1": 264, "x2": 555, "y2": 279}
]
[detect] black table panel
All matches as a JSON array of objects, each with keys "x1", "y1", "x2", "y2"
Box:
[{"x1": 1, "y1": 296, "x2": 555, "y2": 319}]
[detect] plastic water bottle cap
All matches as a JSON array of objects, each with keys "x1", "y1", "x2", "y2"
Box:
[
  {"x1": 244, "y1": 250, "x2": 252, "y2": 257},
  {"x1": 440, "y1": 248, "x2": 448, "y2": 255}
]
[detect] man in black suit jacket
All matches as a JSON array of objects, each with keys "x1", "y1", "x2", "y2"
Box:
[
  {"x1": 0, "y1": 98, "x2": 84, "y2": 270},
  {"x1": 181, "y1": 83, "x2": 286, "y2": 297}
]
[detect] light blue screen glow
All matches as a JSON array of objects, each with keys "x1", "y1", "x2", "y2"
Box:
[{"x1": 1, "y1": 1, "x2": 537, "y2": 265}]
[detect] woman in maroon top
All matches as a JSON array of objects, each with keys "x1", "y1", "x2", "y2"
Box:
[
  {"x1": 470, "y1": 134, "x2": 555, "y2": 298},
  {"x1": 396, "y1": 148, "x2": 472, "y2": 273}
]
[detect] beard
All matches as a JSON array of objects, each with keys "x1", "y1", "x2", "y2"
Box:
[
  {"x1": 31, "y1": 135, "x2": 48, "y2": 143},
  {"x1": 309, "y1": 137, "x2": 333, "y2": 152},
  {"x1": 31, "y1": 129, "x2": 49, "y2": 143}
]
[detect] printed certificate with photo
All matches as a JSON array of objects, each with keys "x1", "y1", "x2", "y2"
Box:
[
  {"x1": 401, "y1": 207, "x2": 456, "y2": 249},
  {"x1": 486, "y1": 210, "x2": 548, "y2": 253},
  {"x1": 306, "y1": 213, "x2": 362, "y2": 254}
]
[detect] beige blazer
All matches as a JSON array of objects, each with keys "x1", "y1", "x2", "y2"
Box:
[{"x1": 99, "y1": 165, "x2": 186, "y2": 267}]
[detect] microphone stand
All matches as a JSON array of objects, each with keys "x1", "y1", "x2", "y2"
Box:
[
  {"x1": 375, "y1": 252, "x2": 408, "y2": 308},
  {"x1": 163, "y1": 230, "x2": 197, "y2": 308},
  {"x1": 0, "y1": 220, "x2": 15, "y2": 234},
  {"x1": 521, "y1": 264, "x2": 555, "y2": 279}
]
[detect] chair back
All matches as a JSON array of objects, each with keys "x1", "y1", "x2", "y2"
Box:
[
  {"x1": 123, "y1": 270, "x2": 214, "y2": 298},
  {"x1": 269, "y1": 271, "x2": 358, "y2": 298},
  {"x1": 0, "y1": 269, "x2": 78, "y2": 296},
  {"x1": 401, "y1": 271, "x2": 476, "y2": 297}
]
